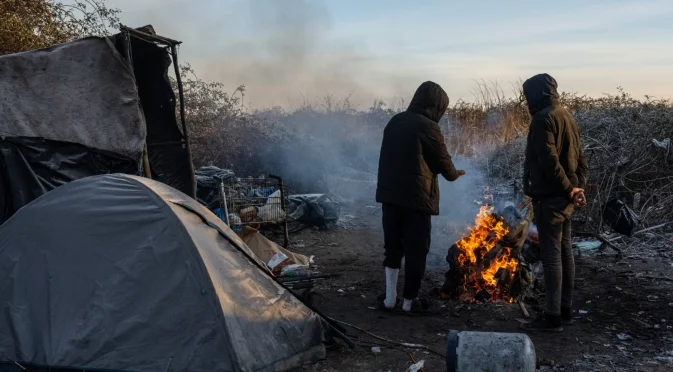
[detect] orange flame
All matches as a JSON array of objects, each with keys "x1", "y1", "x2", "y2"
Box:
[{"x1": 454, "y1": 205, "x2": 519, "y2": 302}]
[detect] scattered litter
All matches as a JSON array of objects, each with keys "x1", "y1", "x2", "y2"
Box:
[
  {"x1": 615, "y1": 286, "x2": 622, "y2": 291},
  {"x1": 573, "y1": 240, "x2": 602, "y2": 251},
  {"x1": 616, "y1": 345, "x2": 629, "y2": 356},
  {"x1": 371, "y1": 346, "x2": 381, "y2": 353},
  {"x1": 337, "y1": 289, "x2": 345, "y2": 293},
  {"x1": 268, "y1": 252, "x2": 290, "y2": 271},
  {"x1": 367, "y1": 306, "x2": 377, "y2": 310},
  {"x1": 648, "y1": 295, "x2": 659, "y2": 302},
  {"x1": 437, "y1": 333, "x2": 446, "y2": 337},
  {"x1": 616, "y1": 333, "x2": 632, "y2": 341},
  {"x1": 407, "y1": 360, "x2": 425, "y2": 372},
  {"x1": 586, "y1": 300, "x2": 592, "y2": 304},
  {"x1": 579, "y1": 310, "x2": 589, "y2": 315}
]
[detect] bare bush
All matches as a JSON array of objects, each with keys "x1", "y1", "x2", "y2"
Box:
[{"x1": 176, "y1": 69, "x2": 672, "y2": 229}]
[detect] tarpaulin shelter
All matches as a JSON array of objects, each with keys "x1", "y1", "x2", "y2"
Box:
[
  {"x1": 0, "y1": 25, "x2": 195, "y2": 224},
  {"x1": 0, "y1": 174, "x2": 326, "y2": 372}
]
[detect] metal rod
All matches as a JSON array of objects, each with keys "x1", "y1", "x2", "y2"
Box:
[
  {"x1": 146, "y1": 140, "x2": 187, "y2": 147},
  {"x1": 171, "y1": 45, "x2": 197, "y2": 199},
  {"x1": 219, "y1": 181, "x2": 230, "y2": 226},
  {"x1": 120, "y1": 25, "x2": 181, "y2": 46},
  {"x1": 269, "y1": 174, "x2": 290, "y2": 248}
]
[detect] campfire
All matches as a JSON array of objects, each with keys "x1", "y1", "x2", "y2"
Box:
[{"x1": 442, "y1": 205, "x2": 523, "y2": 303}]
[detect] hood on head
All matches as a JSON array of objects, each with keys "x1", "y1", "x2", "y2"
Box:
[
  {"x1": 522, "y1": 73, "x2": 560, "y2": 114},
  {"x1": 407, "y1": 81, "x2": 450, "y2": 122}
]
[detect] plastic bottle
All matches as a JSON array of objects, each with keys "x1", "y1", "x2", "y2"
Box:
[{"x1": 446, "y1": 330, "x2": 536, "y2": 372}]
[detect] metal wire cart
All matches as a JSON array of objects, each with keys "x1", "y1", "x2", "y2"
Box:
[{"x1": 218, "y1": 174, "x2": 290, "y2": 248}]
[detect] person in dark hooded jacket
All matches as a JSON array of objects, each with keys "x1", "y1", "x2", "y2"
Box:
[
  {"x1": 376, "y1": 81, "x2": 465, "y2": 313},
  {"x1": 520, "y1": 73, "x2": 588, "y2": 332}
]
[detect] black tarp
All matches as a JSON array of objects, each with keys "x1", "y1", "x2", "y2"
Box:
[
  {"x1": 0, "y1": 137, "x2": 138, "y2": 223},
  {"x1": 111, "y1": 29, "x2": 196, "y2": 198},
  {"x1": 287, "y1": 194, "x2": 340, "y2": 228}
]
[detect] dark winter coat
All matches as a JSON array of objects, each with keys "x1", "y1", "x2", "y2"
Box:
[
  {"x1": 375, "y1": 81, "x2": 460, "y2": 215},
  {"x1": 522, "y1": 74, "x2": 589, "y2": 200}
]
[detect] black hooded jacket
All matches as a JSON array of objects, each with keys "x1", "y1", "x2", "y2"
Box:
[
  {"x1": 523, "y1": 74, "x2": 589, "y2": 200},
  {"x1": 375, "y1": 81, "x2": 459, "y2": 215}
]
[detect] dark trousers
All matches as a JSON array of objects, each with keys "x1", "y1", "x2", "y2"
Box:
[
  {"x1": 382, "y1": 203, "x2": 431, "y2": 299},
  {"x1": 534, "y1": 197, "x2": 575, "y2": 316}
]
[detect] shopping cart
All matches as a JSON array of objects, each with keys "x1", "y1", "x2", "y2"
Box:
[{"x1": 218, "y1": 174, "x2": 289, "y2": 248}]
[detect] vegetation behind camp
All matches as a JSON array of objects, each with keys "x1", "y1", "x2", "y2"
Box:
[
  {"x1": 0, "y1": 0, "x2": 119, "y2": 55},
  {"x1": 5, "y1": 0, "x2": 673, "y2": 230}
]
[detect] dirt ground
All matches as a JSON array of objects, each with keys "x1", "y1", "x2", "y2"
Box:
[{"x1": 275, "y1": 186, "x2": 673, "y2": 372}]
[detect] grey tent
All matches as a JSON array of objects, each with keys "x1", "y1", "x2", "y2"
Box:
[{"x1": 0, "y1": 174, "x2": 325, "y2": 371}]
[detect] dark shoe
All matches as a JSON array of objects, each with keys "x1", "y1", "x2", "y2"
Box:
[
  {"x1": 428, "y1": 287, "x2": 451, "y2": 300},
  {"x1": 376, "y1": 293, "x2": 402, "y2": 312},
  {"x1": 520, "y1": 314, "x2": 563, "y2": 332},
  {"x1": 561, "y1": 307, "x2": 574, "y2": 325}
]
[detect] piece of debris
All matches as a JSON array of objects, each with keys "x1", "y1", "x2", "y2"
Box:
[
  {"x1": 519, "y1": 301, "x2": 530, "y2": 318},
  {"x1": 573, "y1": 240, "x2": 602, "y2": 251},
  {"x1": 371, "y1": 346, "x2": 381, "y2": 353},
  {"x1": 615, "y1": 286, "x2": 622, "y2": 291},
  {"x1": 648, "y1": 295, "x2": 659, "y2": 302},
  {"x1": 407, "y1": 360, "x2": 425, "y2": 372},
  {"x1": 616, "y1": 333, "x2": 632, "y2": 341},
  {"x1": 579, "y1": 310, "x2": 589, "y2": 315}
]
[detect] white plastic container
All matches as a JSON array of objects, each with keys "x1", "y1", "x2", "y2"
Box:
[{"x1": 446, "y1": 330, "x2": 536, "y2": 372}]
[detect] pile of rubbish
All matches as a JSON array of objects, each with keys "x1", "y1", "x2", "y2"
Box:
[{"x1": 194, "y1": 166, "x2": 341, "y2": 230}]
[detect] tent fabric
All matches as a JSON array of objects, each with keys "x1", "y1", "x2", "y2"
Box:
[
  {"x1": 0, "y1": 37, "x2": 145, "y2": 161},
  {"x1": 0, "y1": 136, "x2": 139, "y2": 224},
  {"x1": 0, "y1": 174, "x2": 325, "y2": 372}
]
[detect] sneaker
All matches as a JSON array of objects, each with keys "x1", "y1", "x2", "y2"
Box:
[
  {"x1": 520, "y1": 313, "x2": 563, "y2": 332},
  {"x1": 402, "y1": 298, "x2": 441, "y2": 316},
  {"x1": 561, "y1": 307, "x2": 574, "y2": 325}
]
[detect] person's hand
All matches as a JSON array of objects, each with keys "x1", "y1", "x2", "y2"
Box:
[
  {"x1": 456, "y1": 170, "x2": 466, "y2": 177},
  {"x1": 569, "y1": 187, "x2": 583, "y2": 200},
  {"x1": 573, "y1": 191, "x2": 587, "y2": 209}
]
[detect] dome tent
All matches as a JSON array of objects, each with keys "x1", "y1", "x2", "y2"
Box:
[{"x1": 0, "y1": 174, "x2": 325, "y2": 372}]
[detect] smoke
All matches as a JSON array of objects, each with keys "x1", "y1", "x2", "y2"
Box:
[
  {"x1": 427, "y1": 157, "x2": 488, "y2": 271},
  {"x1": 190, "y1": 0, "x2": 390, "y2": 108}
]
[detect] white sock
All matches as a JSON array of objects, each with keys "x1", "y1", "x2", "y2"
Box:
[
  {"x1": 402, "y1": 299, "x2": 413, "y2": 312},
  {"x1": 384, "y1": 267, "x2": 399, "y2": 308}
]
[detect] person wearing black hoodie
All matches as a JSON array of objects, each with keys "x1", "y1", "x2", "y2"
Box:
[
  {"x1": 520, "y1": 74, "x2": 589, "y2": 332},
  {"x1": 376, "y1": 81, "x2": 465, "y2": 313}
]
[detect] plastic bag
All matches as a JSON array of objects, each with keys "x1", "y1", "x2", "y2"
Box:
[{"x1": 603, "y1": 198, "x2": 640, "y2": 236}]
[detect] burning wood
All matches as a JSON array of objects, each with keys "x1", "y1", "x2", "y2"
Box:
[{"x1": 441, "y1": 204, "x2": 533, "y2": 303}]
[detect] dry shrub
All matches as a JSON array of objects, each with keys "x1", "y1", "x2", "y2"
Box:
[
  {"x1": 486, "y1": 88, "x2": 673, "y2": 230},
  {"x1": 0, "y1": 0, "x2": 119, "y2": 56},
  {"x1": 179, "y1": 70, "x2": 672, "y2": 229}
]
